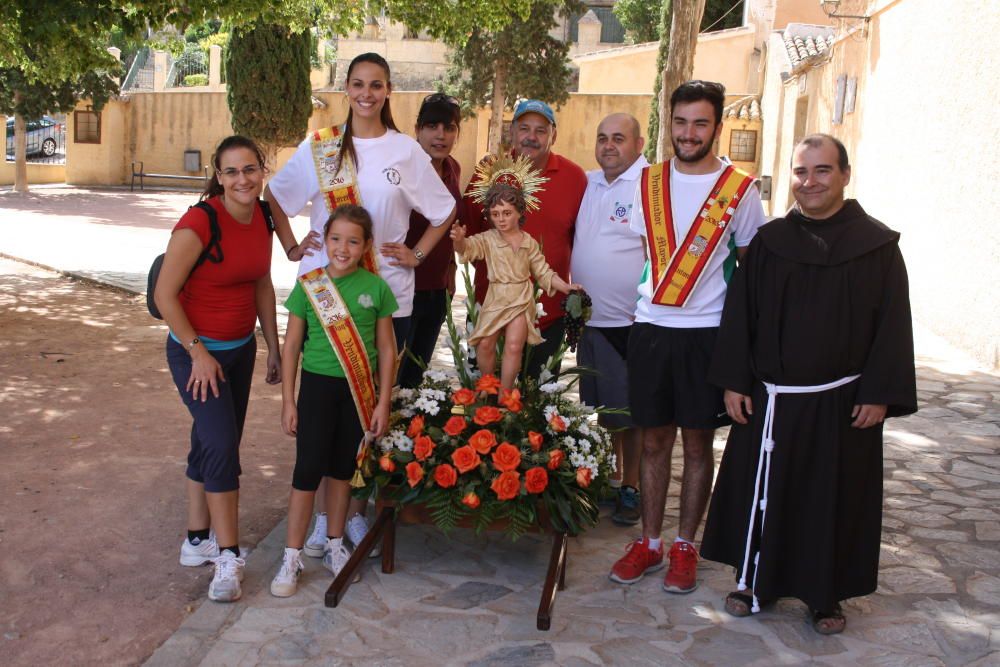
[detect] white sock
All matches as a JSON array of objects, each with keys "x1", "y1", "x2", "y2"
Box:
[
  {"x1": 609, "y1": 478, "x2": 622, "y2": 489},
  {"x1": 674, "y1": 536, "x2": 694, "y2": 546},
  {"x1": 647, "y1": 537, "x2": 662, "y2": 550}
]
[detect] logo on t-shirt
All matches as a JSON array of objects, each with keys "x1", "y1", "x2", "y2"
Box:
[
  {"x1": 610, "y1": 201, "x2": 632, "y2": 224},
  {"x1": 384, "y1": 167, "x2": 401, "y2": 186},
  {"x1": 358, "y1": 293, "x2": 374, "y2": 309}
]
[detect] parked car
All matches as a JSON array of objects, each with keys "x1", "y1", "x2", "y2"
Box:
[{"x1": 5, "y1": 116, "x2": 63, "y2": 158}]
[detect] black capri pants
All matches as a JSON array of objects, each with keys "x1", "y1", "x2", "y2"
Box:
[{"x1": 293, "y1": 370, "x2": 365, "y2": 490}]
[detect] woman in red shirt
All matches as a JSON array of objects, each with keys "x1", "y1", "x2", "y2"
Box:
[{"x1": 154, "y1": 135, "x2": 280, "y2": 603}]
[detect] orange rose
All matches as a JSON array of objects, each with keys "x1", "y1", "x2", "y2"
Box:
[
  {"x1": 490, "y1": 470, "x2": 521, "y2": 501},
  {"x1": 491, "y1": 442, "x2": 522, "y2": 472},
  {"x1": 476, "y1": 374, "x2": 502, "y2": 395},
  {"x1": 547, "y1": 449, "x2": 565, "y2": 470},
  {"x1": 468, "y1": 428, "x2": 497, "y2": 454},
  {"x1": 406, "y1": 414, "x2": 425, "y2": 438},
  {"x1": 576, "y1": 467, "x2": 593, "y2": 488},
  {"x1": 499, "y1": 388, "x2": 523, "y2": 413},
  {"x1": 452, "y1": 388, "x2": 476, "y2": 406},
  {"x1": 473, "y1": 405, "x2": 503, "y2": 426},
  {"x1": 548, "y1": 413, "x2": 567, "y2": 432},
  {"x1": 379, "y1": 453, "x2": 396, "y2": 473},
  {"x1": 525, "y1": 466, "x2": 549, "y2": 494},
  {"x1": 433, "y1": 463, "x2": 458, "y2": 488},
  {"x1": 451, "y1": 445, "x2": 481, "y2": 473},
  {"x1": 528, "y1": 431, "x2": 544, "y2": 451},
  {"x1": 405, "y1": 461, "x2": 424, "y2": 488},
  {"x1": 413, "y1": 434, "x2": 435, "y2": 461},
  {"x1": 461, "y1": 491, "x2": 481, "y2": 509},
  {"x1": 443, "y1": 415, "x2": 468, "y2": 436}
]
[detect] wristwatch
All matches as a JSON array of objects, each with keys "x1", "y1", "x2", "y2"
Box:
[
  {"x1": 186, "y1": 337, "x2": 201, "y2": 351},
  {"x1": 413, "y1": 248, "x2": 426, "y2": 264}
]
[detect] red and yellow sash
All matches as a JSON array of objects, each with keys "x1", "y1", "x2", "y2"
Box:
[
  {"x1": 299, "y1": 267, "x2": 377, "y2": 484},
  {"x1": 640, "y1": 162, "x2": 754, "y2": 307},
  {"x1": 310, "y1": 125, "x2": 378, "y2": 274}
]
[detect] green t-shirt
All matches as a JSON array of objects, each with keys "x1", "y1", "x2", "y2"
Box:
[{"x1": 285, "y1": 268, "x2": 398, "y2": 378}]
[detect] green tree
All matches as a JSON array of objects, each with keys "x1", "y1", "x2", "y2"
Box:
[
  {"x1": 225, "y1": 23, "x2": 313, "y2": 166},
  {"x1": 645, "y1": 0, "x2": 672, "y2": 162},
  {"x1": 616, "y1": 0, "x2": 743, "y2": 44},
  {"x1": 443, "y1": 0, "x2": 582, "y2": 153}
]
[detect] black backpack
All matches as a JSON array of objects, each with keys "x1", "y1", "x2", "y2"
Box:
[{"x1": 146, "y1": 199, "x2": 275, "y2": 319}]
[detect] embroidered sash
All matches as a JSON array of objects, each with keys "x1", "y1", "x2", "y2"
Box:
[
  {"x1": 299, "y1": 267, "x2": 377, "y2": 482},
  {"x1": 640, "y1": 162, "x2": 754, "y2": 307},
  {"x1": 310, "y1": 125, "x2": 379, "y2": 274}
]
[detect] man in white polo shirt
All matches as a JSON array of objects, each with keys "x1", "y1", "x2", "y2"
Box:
[
  {"x1": 609, "y1": 80, "x2": 766, "y2": 596},
  {"x1": 570, "y1": 113, "x2": 647, "y2": 527}
]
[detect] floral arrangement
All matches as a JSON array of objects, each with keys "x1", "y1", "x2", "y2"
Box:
[{"x1": 358, "y1": 275, "x2": 617, "y2": 539}]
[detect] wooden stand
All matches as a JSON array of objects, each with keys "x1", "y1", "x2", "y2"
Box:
[{"x1": 326, "y1": 497, "x2": 569, "y2": 631}]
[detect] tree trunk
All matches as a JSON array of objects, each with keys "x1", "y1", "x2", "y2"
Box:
[
  {"x1": 13, "y1": 93, "x2": 29, "y2": 193},
  {"x1": 487, "y1": 62, "x2": 508, "y2": 155},
  {"x1": 656, "y1": 0, "x2": 707, "y2": 160}
]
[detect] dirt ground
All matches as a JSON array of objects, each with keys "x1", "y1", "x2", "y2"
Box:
[{"x1": 0, "y1": 258, "x2": 294, "y2": 666}]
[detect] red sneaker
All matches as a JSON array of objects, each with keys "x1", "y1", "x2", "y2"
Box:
[
  {"x1": 609, "y1": 538, "x2": 665, "y2": 584},
  {"x1": 663, "y1": 541, "x2": 699, "y2": 593}
]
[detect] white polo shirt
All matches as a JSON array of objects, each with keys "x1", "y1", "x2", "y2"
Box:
[
  {"x1": 268, "y1": 129, "x2": 455, "y2": 317},
  {"x1": 570, "y1": 156, "x2": 648, "y2": 327},
  {"x1": 629, "y1": 157, "x2": 765, "y2": 328}
]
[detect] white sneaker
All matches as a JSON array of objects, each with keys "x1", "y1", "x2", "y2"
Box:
[
  {"x1": 322, "y1": 538, "x2": 352, "y2": 577},
  {"x1": 303, "y1": 513, "x2": 328, "y2": 558},
  {"x1": 208, "y1": 550, "x2": 245, "y2": 602},
  {"x1": 270, "y1": 547, "x2": 304, "y2": 598},
  {"x1": 180, "y1": 532, "x2": 219, "y2": 566},
  {"x1": 346, "y1": 512, "x2": 380, "y2": 558}
]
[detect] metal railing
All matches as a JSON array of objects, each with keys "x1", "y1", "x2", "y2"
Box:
[
  {"x1": 5, "y1": 117, "x2": 67, "y2": 165},
  {"x1": 167, "y1": 48, "x2": 210, "y2": 88},
  {"x1": 122, "y1": 47, "x2": 151, "y2": 91}
]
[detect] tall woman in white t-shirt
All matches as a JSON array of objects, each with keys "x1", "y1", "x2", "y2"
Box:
[{"x1": 263, "y1": 52, "x2": 457, "y2": 555}]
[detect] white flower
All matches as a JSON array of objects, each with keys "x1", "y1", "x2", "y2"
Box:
[
  {"x1": 423, "y1": 369, "x2": 447, "y2": 382},
  {"x1": 535, "y1": 301, "x2": 546, "y2": 318},
  {"x1": 419, "y1": 388, "x2": 447, "y2": 402},
  {"x1": 384, "y1": 430, "x2": 413, "y2": 452},
  {"x1": 539, "y1": 381, "x2": 567, "y2": 394},
  {"x1": 413, "y1": 396, "x2": 441, "y2": 416},
  {"x1": 357, "y1": 293, "x2": 374, "y2": 308},
  {"x1": 578, "y1": 422, "x2": 592, "y2": 437},
  {"x1": 399, "y1": 408, "x2": 415, "y2": 418},
  {"x1": 538, "y1": 368, "x2": 554, "y2": 384},
  {"x1": 543, "y1": 405, "x2": 559, "y2": 421},
  {"x1": 397, "y1": 388, "x2": 415, "y2": 402}
]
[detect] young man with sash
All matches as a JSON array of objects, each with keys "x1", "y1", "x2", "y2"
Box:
[
  {"x1": 609, "y1": 81, "x2": 766, "y2": 594},
  {"x1": 701, "y1": 135, "x2": 916, "y2": 634}
]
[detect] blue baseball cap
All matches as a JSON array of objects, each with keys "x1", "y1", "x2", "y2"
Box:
[{"x1": 512, "y1": 99, "x2": 556, "y2": 126}]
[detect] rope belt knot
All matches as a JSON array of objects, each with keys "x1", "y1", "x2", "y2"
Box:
[{"x1": 735, "y1": 374, "x2": 861, "y2": 613}]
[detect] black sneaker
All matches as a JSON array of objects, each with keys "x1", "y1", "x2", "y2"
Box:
[{"x1": 611, "y1": 485, "x2": 641, "y2": 526}]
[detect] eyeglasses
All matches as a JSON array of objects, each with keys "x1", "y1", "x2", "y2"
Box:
[
  {"x1": 218, "y1": 165, "x2": 264, "y2": 178},
  {"x1": 422, "y1": 93, "x2": 460, "y2": 107}
]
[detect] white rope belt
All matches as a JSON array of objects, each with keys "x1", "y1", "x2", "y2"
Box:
[{"x1": 736, "y1": 373, "x2": 861, "y2": 612}]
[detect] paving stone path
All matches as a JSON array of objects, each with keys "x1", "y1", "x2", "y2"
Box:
[{"x1": 2, "y1": 187, "x2": 997, "y2": 665}]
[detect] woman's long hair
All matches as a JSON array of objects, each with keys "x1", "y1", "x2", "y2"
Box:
[
  {"x1": 201, "y1": 135, "x2": 266, "y2": 201},
  {"x1": 340, "y1": 53, "x2": 398, "y2": 174}
]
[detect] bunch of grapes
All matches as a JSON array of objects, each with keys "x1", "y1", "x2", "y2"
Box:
[{"x1": 561, "y1": 289, "x2": 592, "y2": 353}]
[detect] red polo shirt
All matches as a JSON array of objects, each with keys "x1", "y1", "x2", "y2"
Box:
[
  {"x1": 405, "y1": 155, "x2": 464, "y2": 291},
  {"x1": 463, "y1": 151, "x2": 587, "y2": 329}
]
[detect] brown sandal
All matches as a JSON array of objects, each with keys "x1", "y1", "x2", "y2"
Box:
[
  {"x1": 811, "y1": 605, "x2": 846, "y2": 635},
  {"x1": 724, "y1": 592, "x2": 754, "y2": 617}
]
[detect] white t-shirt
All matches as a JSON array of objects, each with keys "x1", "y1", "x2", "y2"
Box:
[
  {"x1": 570, "y1": 156, "x2": 648, "y2": 327},
  {"x1": 268, "y1": 129, "x2": 455, "y2": 317},
  {"x1": 629, "y1": 158, "x2": 765, "y2": 328}
]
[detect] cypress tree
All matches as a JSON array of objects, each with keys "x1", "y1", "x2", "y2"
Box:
[{"x1": 225, "y1": 23, "x2": 312, "y2": 166}]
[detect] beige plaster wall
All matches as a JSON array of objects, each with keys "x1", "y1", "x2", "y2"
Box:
[
  {"x1": 760, "y1": 0, "x2": 1000, "y2": 368},
  {"x1": 575, "y1": 26, "x2": 757, "y2": 96},
  {"x1": 0, "y1": 161, "x2": 66, "y2": 186},
  {"x1": 66, "y1": 99, "x2": 129, "y2": 186},
  {"x1": 775, "y1": 0, "x2": 834, "y2": 29},
  {"x1": 718, "y1": 118, "x2": 763, "y2": 176}
]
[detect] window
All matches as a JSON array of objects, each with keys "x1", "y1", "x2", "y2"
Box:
[
  {"x1": 74, "y1": 110, "x2": 101, "y2": 144},
  {"x1": 729, "y1": 130, "x2": 757, "y2": 162}
]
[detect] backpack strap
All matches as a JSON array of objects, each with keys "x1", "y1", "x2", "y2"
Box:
[
  {"x1": 257, "y1": 198, "x2": 276, "y2": 233},
  {"x1": 191, "y1": 201, "x2": 223, "y2": 268}
]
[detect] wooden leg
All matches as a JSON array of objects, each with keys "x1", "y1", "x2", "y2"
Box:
[
  {"x1": 536, "y1": 532, "x2": 568, "y2": 631},
  {"x1": 325, "y1": 506, "x2": 393, "y2": 607},
  {"x1": 382, "y1": 507, "x2": 396, "y2": 574}
]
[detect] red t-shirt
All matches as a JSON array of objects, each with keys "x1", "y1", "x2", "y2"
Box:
[
  {"x1": 173, "y1": 197, "x2": 272, "y2": 340},
  {"x1": 463, "y1": 151, "x2": 587, "y2": 329},
  {"x1": 405, "y1": 155, "x2": 464, "y2": 291}
]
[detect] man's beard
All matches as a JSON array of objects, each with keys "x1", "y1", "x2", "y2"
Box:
[{"x1": 672, "y1": 138, "x2": 712, "y2": 163}]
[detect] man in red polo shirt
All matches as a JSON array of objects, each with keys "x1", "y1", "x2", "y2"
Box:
[{"x1": 463, "y1": 99, "x2": 587, "y2": 379}]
